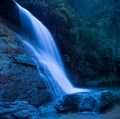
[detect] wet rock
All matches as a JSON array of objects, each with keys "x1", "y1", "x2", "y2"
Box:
[
  {"x1": 39, "y1": 102, "x2": 56, "y2": 115},
  {"x1": 0, "y1": 18, "x2": 51, "y2": 106},
  {"x1": 0, "y1": 101, "x2": 42, "y2": 119},
  {"x1": 54, "y1": 91, "x2": 120, "y2": 113}
]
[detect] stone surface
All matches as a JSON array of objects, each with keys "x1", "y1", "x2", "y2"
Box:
[
  {"x1": 0, "y1": 101, "x2": 42, "y2": 119},
  {"x1": 39, "y1": 102, "x2": 56, "y2": 115},
  {"x1": 0, "y1": 18, "x2": 51, "y2": 106},
  {"x1": 54, "y1": 91, "x2": 120, "y2": 113}
]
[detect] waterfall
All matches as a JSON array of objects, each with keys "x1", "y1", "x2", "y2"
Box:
[{"x1": 15, "y1": 2, "x2": 89, "y2": 97}]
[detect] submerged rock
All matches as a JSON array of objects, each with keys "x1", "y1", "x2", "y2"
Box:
[
  {"x1": 54, "y1": 91, "x2": 120, "y2": 113},
  {"x1": 0, "y1": 101, "x2": 41, "y2": 119}
]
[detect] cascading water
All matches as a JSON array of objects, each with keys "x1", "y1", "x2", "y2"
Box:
[{"x1": 15, "y1": 2, "x2": 89, "y2": 97}]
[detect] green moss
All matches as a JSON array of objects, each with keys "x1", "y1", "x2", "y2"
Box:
[{"x1": 51, "y1": 3, "x2": 75, "y2": 27}]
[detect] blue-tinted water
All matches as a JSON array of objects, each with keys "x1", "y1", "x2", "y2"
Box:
[
  {"x1": 40, "y1": 87, "x2": 120, "y2": 119},
  {"x1": 41, "y1": 104, "x2": 120, "y2": 119},
  {"x1": 15, "y1": 2, "x2": 90, "y2": 98}
]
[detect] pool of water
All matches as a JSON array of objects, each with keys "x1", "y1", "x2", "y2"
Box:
[
  {"x1": 41, "y1": 87, "x2": 120, "y2": 119},
  {"x1": 42, "y1": 104, "x2": 120, "y2": 119}
]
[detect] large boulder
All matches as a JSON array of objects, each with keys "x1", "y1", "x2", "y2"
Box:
[
  {"x1": 54, "y1": 91, "x2": 120, "y2": 113},
  {"x1": 0, "y1": 18, "x2": 51, "y2": 106}
]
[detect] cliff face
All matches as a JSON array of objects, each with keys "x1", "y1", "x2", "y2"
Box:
[
  {"x1": 0, "y1": 0, "x2": 120, "y2": 98},
  {"x1": 0, "y1": 18, "x2": 51, "y2": 106},
  {"x1": 14, "y1": 0, "x2": 120, "y2": 85}
]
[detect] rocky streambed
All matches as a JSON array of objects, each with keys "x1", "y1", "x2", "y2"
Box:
[
  {"x1": 42, "y1": 105, "x2": 120, "y2": 119},
  {"x1": 0, "y1": 90, "x2": 120, "y2": 119}
]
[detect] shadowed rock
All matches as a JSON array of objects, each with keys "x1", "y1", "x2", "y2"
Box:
[
  {"x1": 0, "y1": 0, "x2": 22, "y2": 32},
  {"x1": 0, "y1": 101, "x2": 42, "y2": 119},
  {"x1": 54, "y1": 90, "x2": 120, "y2": 113},
  {"x1": 0, "y1": 18, "x2": 51, "y2": 106}
]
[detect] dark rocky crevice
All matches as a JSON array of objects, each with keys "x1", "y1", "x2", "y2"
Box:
[{"x1": 12, "y1": 56, "x2": 36, "y2": 69}]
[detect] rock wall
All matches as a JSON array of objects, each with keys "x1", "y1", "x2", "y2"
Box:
[
  {"x1": 0, "y1": 17, "x2": 51, "y2": 106},
  {"x1": 0, "y1": 0, "x2": 120, "y2": 88}
]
